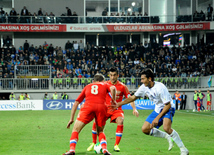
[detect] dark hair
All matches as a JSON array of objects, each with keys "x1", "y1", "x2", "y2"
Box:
[
  {"x1": 109, "y1": 67, "x2": 119, "y2": 75},
  {"x1": 140, "y1": 68, "x2": 154, "y2": 81},
  {"x1": 94, "y1": 73, "x2": 105, "y2": 82}
]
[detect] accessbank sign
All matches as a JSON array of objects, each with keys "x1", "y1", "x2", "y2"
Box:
[
  {"x1": 0, "y1": 100, "x2": 43, "y2": 110},
  {"x1": 0, "y1": 99, "x2": 154, "y2": 111}
]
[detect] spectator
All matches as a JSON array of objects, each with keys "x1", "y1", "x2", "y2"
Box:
[
  {"x1": 44, "y1": 92, "x2": 49, "y2": 100},
  {"x1": 207, "y1": 4, "x2": 213, "y2": 21},
  {"x1": 65, "y1": 40, "x2": 73, "y2": 50},
  {"x1": 24, "y1": 40, "x2": 29, "y2": 51},
  {"x1": 21, "y1": 6, "x2": 29, "y2": 16},
  {"x1": 102, "y1": 9, "x2": 107, "y2": 16},
  {"x1": 66, "y1": 7, "x2": 72, "y2": 16},
  {"x1": 38, "y1": 8, "x2": 43, "y2": 16}
]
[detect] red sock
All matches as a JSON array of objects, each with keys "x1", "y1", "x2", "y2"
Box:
[
  {"x1": 99, "y1": 132, "x2": 107, "y2": 153},
  {"x1": 197, "y1": 107, "x2": 200, "y2": 112},
  {"x1": 115, "y1": 125, "x2": 123, "y2": 146},
  {"x1": 69, "y1": 131, "x2": 79, "y2": 151},
  {"x1": 92, "y1": 122, "x2": 97, "y2": 144}
]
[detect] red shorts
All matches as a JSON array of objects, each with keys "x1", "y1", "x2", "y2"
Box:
[
  {"x1": 197, "y1": 102, "x2": 201, "y2": 107},
  {"x1": 77, "y1": 104, "x2": 107, "y2": 127},
  {"x1": 207, "y1": 101, "x2": 211, "y2": 106},
  {"x1": 106, "y1": 108, "x2": 124, "y2": 123}
]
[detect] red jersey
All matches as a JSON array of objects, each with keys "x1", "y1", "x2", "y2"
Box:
[
  {"x1": 106, "y1": 80, "x2": 130, "y2": 110},
  {"x1": 76, "y1": 82, "x2": 112, "y2": 106}
]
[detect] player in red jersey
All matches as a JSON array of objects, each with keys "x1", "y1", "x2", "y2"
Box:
[
  {"x1": 87, "y1": 67, "x2": 139, "y2": 152},
  {"x1": 63, "y1": 73, "x2": 116, "y2": 155}
]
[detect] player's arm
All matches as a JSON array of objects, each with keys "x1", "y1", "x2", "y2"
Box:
[
  {"x1": 110, "y1": 86, "x2": 116, "y2": 102},
  {"x1": 67, "y1": 87, "x2": 85, "y2": 129},
  {"x1": 116, "y1": 95, "x2": 138, "y2": 107},
  {"x1": 124, "y1": 85, "x2": 139, "y2": 117},
  {"x1": 130, "y1": 101, "x2": 139, "y2": 117},
  {"x1": 202, "y1": 93, "x2": 205, "y2": 98},
  {"x1": 67, "y1": 100, "x2": 80, "y2": 129},
  {"x1": 150, "y1": 102, "x2": 171, "y2": 128}
]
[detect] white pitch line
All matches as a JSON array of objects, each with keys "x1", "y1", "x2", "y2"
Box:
[{"x1": 176, "y1": 111, "x2": 214, "y2": 117}]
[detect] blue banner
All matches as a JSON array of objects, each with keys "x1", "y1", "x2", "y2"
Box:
[
  {"x1": 43, "y1": 100, "x2": 83, "y2": 110},
  {"x1": 122, "y1": 99, "x2": 155, "y2": 110},
  {"x1": 43, "y1": 99, "x2": 154, "y2": 110}
]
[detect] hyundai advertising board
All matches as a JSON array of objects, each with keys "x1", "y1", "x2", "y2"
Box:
[
  {"x1": 43, "y1": 100, "x2": 83, "y2": 110},
  {"x1": 43, "y1": 99, "x2": 154, "y2": 110}
]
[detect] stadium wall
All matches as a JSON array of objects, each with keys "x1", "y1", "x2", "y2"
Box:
[
  {"x1": 10, "y1": 89, "x2": 214, "y2": 111},
  {"x1": 14, "y1": 32, "x2": 84, "y2": 48},
  {"x1": 14, "y1": 0, "x2": 84, "y2": 16}
]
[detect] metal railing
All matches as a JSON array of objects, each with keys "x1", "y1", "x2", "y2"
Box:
[
  {"x1": 0, "y1": 14, "x2": 213, "y2": 24},
  {"x1": 0, "y1": 76, "x2": 213, "y2": 91},
  {"x1": 15, "y1": 65, "x2": 51, "y2": 77}
]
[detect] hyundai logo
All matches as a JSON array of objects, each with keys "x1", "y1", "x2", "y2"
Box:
[{"x1": 46, "y1": 101, "x2": 63, "y2": 110}]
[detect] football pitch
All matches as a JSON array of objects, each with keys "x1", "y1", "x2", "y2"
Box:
[{"x1": 0, "y1": 110, "x2": 214, "y2": 155}]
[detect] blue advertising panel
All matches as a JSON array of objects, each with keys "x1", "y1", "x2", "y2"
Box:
[
  {"x1": 43, "y1": 100, "x2": 83, "y2": 110},
  {"x1": 43, "y1": 99, "x2": 154, "y2": 110},
  {"x1": 122, "y1": 99, "x2": 155, "y2": 110}
]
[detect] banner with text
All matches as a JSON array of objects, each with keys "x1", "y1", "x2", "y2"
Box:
[
  {"x1": 105, "y1": 22, "x2": 210, "y2": 32},
  {"x1": 43, "y1": 99, "x2": 154, "y2": 110},
  {"x1": 0, "y1": 24, "x2": 66, "y2": 32},
  {"x1": 43, "y1": 100, "x2": 83, "y2": 110},
  {"x1": 66, "y1": 24, "x2": 106, "y2": 32},
  {"x1": 122, "y1": 99, "x2": 155, "y2": 110},
  {"x1": 0, "y1": 100, "x2": 43, "y2": 111},
  {"x1": 0, "y1": 22, "x2": 211, "y2": 32}
]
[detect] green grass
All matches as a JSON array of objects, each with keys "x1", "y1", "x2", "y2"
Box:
[{"x1": 0, "y1": 110, "x2": 214, "y2": 155}]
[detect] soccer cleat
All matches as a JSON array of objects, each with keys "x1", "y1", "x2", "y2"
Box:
[
  {"x1": 87, "y1": 143, "x2": 95, "y2": 151},
  {"x1": 62, "y1": 150, "x2": 75, "y2": 155},
  {"x1": 114, "y1": 145, "x2": 120, "y2": 152},
  {"x1": 167, "y1": 137, "x2": 174, "y2": 151},
  {"x1": 103, "y1": 150, "x2": 111, "y2": 155},
  {"x1": 180, "y1": 148, "x2": 189, "y2": 155}
]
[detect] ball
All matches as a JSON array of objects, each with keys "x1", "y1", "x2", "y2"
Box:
[
  {"x1": 193, "y1": 109, "x2": 196, "y2": 112},
  {"x1": 94, "y1": 142, "x2": 102, "y2": 154}
]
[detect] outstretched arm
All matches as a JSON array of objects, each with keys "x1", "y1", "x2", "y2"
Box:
[
  {"x1": 67, "y1": 101, "x2": 80, "y2": 129},
  {"x1": 130, "y1": 101, "x2": 139, "y2": 117},
  {"x1": 117, "y1": 95, "x2": 138, "y2": 107}
]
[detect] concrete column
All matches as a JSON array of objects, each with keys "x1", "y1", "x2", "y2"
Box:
[
  {"x1": 108, "y1": 0, "x2": 111, "y2": 16},
  {"x1": 118, "y1": 0, "x2": 120, "y2": 14},
  {"x1": 130, "y1": 34, "x2": 132, "y2": 43},
  {"x1": 0, "y1": 35, "x2": 3, "y2": 47},
  {"x1": 140, "y1": 33, "x2": 144, "y2": 44},
  {"x1": 191, "y1": 31, "x2": 197, "y2": 45},
  {"x1": 96, "y1": 34, "x2": 99, "y2": 46}
]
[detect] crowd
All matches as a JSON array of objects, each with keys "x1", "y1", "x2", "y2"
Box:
[
  {"x1": 0, "y1": 6, "x2": 78, "y2": 23},
  {"x1": 177, "y1": 4, "x2": 214, "y2": 22},
  {"x1": 1, "y1": 38, "x2": 214, "y2": 80}
]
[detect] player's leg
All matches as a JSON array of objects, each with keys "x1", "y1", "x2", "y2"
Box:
[
  {"x1": 178, "y1": 101, "x2": 181, "y2": 110},
  {"x1": 64, "y1": 106, "x2": 94, "y2": 155},
  {"x1": 96, "y1": 104, "x2": 111, "y2": 155},
  {"x1": 163, "y1": 114, "x2": 189, "y2": 155},
  {"x1": 63, "y1": 120, "x2": 86, "y2": 155},
  {"x1": 142, "y1": 111, "x2": 174, "y2": 151},
  {"x1": 114, "y1": 116, "x2": 124, "y2": 152},
  {"x1": 110, "y1": 110, "x2": 124, "y2": 152},
  {"x1": 97, "y1": 125, "x2": 111, "y2": 155},
  {"x1": 87, "y1": 121, "x2": 97, "y2": 151},
  {"x1": 194, "y1": 101, "x2": 197, "y2": 110}
]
